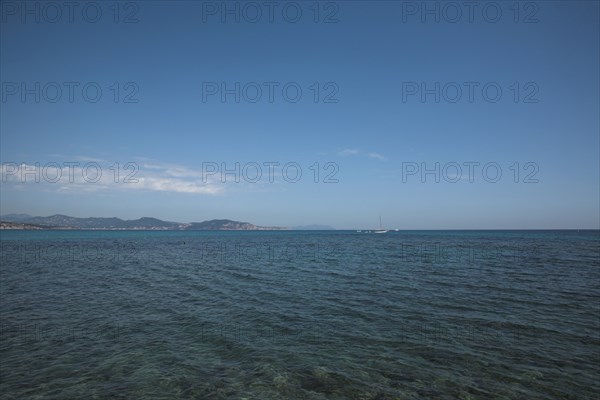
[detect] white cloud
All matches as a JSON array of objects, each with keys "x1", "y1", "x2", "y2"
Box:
[
  {"x1": 133, "y1": 177, "x2": 222, "y2": 194},
  {"x1": 336, "y1": 149, "x2": 387, "y2": 161},
  {"x1": 74, "y1": 155, "x2": 107, "y2": 163},
  {"x1": 0, "y1": 161, "x2": 222, "y2": 195},
  {"x1": 338, "y1": 149, "x2": 359, "y2": 156},
  {"x1": 367, "y1": 152, "x2": 387, "y2": 161}
]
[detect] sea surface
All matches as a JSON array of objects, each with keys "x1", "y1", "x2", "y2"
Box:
[{"x1": 0, "y1": 230, "x2": 598, "y2": 399}]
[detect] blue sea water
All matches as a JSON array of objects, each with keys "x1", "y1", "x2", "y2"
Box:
[{"x1": 0, "y1": 230, "x2": 599, "y2": 399}]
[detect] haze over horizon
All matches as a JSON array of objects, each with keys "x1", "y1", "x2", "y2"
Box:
[
  {"x1": 1, "y1": 1, "x2": 599, "y2": 230},
  {"x1": 1, "y1": 211, "x2": 599, "y2": 231}
]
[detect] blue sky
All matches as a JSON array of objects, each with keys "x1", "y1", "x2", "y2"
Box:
[{"x1": 1, "y1": 1, "x2": 599, "y2": 229}]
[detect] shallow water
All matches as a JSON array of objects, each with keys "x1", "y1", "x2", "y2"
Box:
[{"x1": 1, "y1": 230, "x2": 599, "y2": 399}]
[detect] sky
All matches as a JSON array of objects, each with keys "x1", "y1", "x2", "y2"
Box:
[{"x1": 1, "y1": 0, "x2": 599, "y2": 229}]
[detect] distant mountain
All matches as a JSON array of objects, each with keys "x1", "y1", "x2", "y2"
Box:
[
  {"x1": 0, "y1": 221, "x2": 59, "y2": 230},
  {"x1": 0, "y1": 214, "x2": 287, "y2": 230},
  {"x1": 0, "y1": 213, "x2": 33, "y2": 222},
  {"x1": 7, "y1": 214, "x2": 181, "y2": 230},
  {"x1": 185, "y1": 219, "x2": 255, "y2": 230},
  {"x1": 292, "y1": 224, "x2": 336, "y2": 230},
  {"x1": 121, "y1": 217, "x2": 181, "y2": 229},
  {"x1": 185, "y1": 219, "x2": 287, "y2": 230}
]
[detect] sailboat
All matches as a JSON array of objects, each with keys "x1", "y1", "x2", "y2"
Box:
[{"x1": 374, "y1": 216, "x2": 388, "y2": 234}]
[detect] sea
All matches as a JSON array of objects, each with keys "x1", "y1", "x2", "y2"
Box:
[{"x1": 0, "y1": 230, "x2": 598, "y2": 399}]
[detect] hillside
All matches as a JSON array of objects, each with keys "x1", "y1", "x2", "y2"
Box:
[{"x1": 0, "y1": 215, "x2": 287, "y2": 230}]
